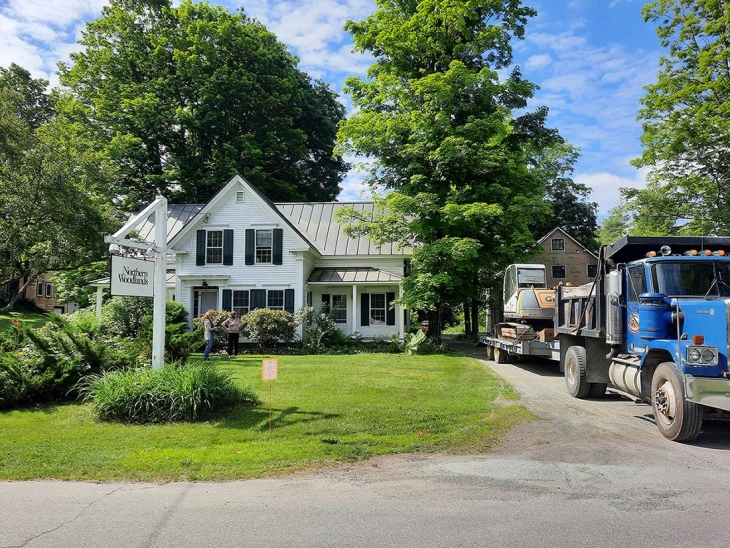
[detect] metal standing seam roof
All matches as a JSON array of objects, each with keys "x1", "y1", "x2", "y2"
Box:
[
  {"x1": 133, "y1": 204, "x2": 204, "y2": 244},
  {"x1": 275, "y1": 202, "x2": 411, "y2": 256},
  {"x1": 308, "y1": 268, "x2": 403, "y2": 283},
  {"x1": 124, "y1": 199, "x2": 410, "y2": 258}
]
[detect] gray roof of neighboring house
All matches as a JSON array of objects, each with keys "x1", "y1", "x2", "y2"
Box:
[{"x1": 308, "y1": 267, "x2": 403, "y2": 284}]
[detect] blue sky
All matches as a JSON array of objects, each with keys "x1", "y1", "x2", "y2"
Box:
[{"x1": 0, "y1": 0, "x2": 661, "y2": 218}]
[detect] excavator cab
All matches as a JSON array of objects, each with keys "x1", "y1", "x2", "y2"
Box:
[{"x1": 498, "y1": 264, "x2": 556, "y2": 340}]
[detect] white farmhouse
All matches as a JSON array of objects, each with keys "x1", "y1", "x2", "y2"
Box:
[{"x1": 97, "y1": 173, "x2": 411, "y2": 340}]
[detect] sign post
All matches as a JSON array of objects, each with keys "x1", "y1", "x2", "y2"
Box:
[
  {"x1": 105, "y1": 195, "x2": 168, "y2": 370},
  {"x1": 262, "y1": 358, "x2": 278, "y2": 438}
]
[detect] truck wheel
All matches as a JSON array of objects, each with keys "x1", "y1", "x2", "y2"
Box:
[
  {"x1": 651, "y1": 362, "x2": 703, "y2": 442},
  {"x1": 565, "y1": 346, "x2": 590, "y2": 398},
  {"x1": 588, "y1": 383, "x2": 607, "y2": 398},
  {"x1": 485, "y1": 345, "x2": 494, "y2": 361},
  {"x1": 494, "y1": 347, "x2": 509, "y2": 364}
]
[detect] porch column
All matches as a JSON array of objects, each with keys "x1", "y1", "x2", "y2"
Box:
[
  {"x1": 351, "y1": 284, "x2": 358, "y2": 335},
  {"x1": 397, "y1": 285, "x2": 404, "y2": 339},
  {"x1": 95, "y1": 286, "x2": 104, "y2": 319}
]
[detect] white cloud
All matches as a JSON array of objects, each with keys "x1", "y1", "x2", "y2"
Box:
[
  {"x1": 525, "y1": 53, "x2": 552, "y2": 71},
  {"x1": 577, "y1": 167, "x2": 649, "y2": 217}
]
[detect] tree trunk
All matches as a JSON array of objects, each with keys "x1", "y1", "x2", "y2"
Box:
[
  {"x1": 463, "y1": 300, "x2": 471, "y2": 336},
  {"x1": 471, "y1": 297, "x2": 480, "y2": 339},
  {"x1": 0, "y1": 274, "x2": 35, "y2": 312}
]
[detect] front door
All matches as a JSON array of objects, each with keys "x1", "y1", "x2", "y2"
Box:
[{"x1": 199, "y1": 290, "x2": 218, "y2": 316}]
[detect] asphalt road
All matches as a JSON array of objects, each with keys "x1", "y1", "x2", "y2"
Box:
[{"x1": 3, "y1": 342, "x2": 730, "y2": 548}]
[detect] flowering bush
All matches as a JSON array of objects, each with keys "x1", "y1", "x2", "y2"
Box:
[{"x1": 241, "y1": 308, "x2": 297, "y2": 349}]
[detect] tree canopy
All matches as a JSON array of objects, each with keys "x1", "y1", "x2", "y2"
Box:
[
  {"x1": 337, "y1": 0, "x2": 572, "y2": 339},
  {"x1": 0, "y1": 66, "x2": 117, "y2": 310},
  {"x1": 59, "y1": 0, "x2": 347, "y2": 211},
  {"x1": 629, "y1": 0, "x2": 730, "y2": 235}
]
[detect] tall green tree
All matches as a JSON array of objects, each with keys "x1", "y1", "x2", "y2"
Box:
[
  {"x1": 630, "y1": 0, "x2": 730, "y2": 235},
  {"x1": 59, "y1": 0, "x2": 347, "y2": 211},
  {"x1": 337, "y1": 0, "x2": 568, "y2": 340},
  {"x1": 598, "y1": 203, "x2": 635, "y2": 245},
  {"x1": 0, "y1": 69, "x2": 117, "y2": 311},
  {"x1": 527, "y1": 142, "x2": 598, "y2": 251}
]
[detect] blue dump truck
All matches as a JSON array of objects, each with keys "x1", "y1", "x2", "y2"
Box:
[{"x1": 557, "y1": 235, "x2": 730, "y2": 442}]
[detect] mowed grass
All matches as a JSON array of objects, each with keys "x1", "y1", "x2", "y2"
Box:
[
  {"x1": 0, "y1": 352, "x2": 531, "y2": 481},
  {"x1": 0, "y1": 310, "x2": 50, "y2": 332}
]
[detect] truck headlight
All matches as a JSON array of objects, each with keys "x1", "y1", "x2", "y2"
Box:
[{"x1": 686, "y1": 345, "x2": 718, "y2": 366}]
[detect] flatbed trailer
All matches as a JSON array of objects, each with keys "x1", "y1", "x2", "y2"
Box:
[{"x1": 478, "y1": 333, "x2": 560, "y2": 363}]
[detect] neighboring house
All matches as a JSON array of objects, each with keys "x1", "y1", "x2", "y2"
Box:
[
  {"x1": 534, "y1": 227, "x2": 598, "y2": 289},
  {"x1": 97, "y1": 174, "x2": 411, "y2": 340},
  {"x1": 0, "y1": 272, "x2": 75, "y2": 314}
]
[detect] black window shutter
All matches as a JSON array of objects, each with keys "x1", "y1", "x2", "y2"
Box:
[
  {"x1": 361, "y1": 293, "x2": 370, "y2": 326},
  {"x1": 223, "y1": 229, "x2": 234, "y2": 265},
  {"x1": 386, "y1": 292, "x2": 396, "y2": 326},
  {"x1": 193, "y1": 290, "x2": 199, "y2": 318},
  {"x1": 321, "y1": 293, "x2": 330, "y2": 306},
  {"x1": 196, "y1": 230, "x2": 206, "y2": 266},
  {"x1": 285, "y1": 288, "x2": 295, "y2": 313},
  {"x1": 273, "y1": 228, "x2": 283, "y2": 265},
  {"x1": 245, "y1": 229, "x2": 255, "y2": 265},
  {"x1": 222, "y1": 290, "x2": 232, "y2": 311},
  {"x1": 251, "y1": 289, "x2": 266, "y2": 310}
]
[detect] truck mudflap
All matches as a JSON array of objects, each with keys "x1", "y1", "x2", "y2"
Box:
[{"x1": 685, "y1": 376, "x2": 730, "y2": 412}]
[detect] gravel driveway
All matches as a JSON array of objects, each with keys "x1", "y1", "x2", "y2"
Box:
[{"x1": 2, "y1": 342, "x2": 730, "y2": 548}]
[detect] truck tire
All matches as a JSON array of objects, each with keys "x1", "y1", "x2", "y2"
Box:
[
  {"x1": 565, "y1": 345, "x2": 590, "y2": 398},
  {"x1": 485, "y1": 345, "x2": 494, "y2": 361},
  {"x1": 588, "y1": 383, "x2": 607, "y2": 398},
  {"x1": 494, "y1": 347, "x2": 509, "y2": 364},
  {"x1": 651, "y1": 362, "x2": 703, "y2": 442}
]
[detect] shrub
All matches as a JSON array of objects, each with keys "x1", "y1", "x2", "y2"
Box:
[
  {"x1": 241, "y1": 308, "x2": 297, "y2": 349},
  {"x1": 102, "y1": 296, "x2": 153, "y2": 338},
  {"x1": 0, "y1": 315, "x2": 133, "y2": 409},
  {"x1": 78, "y1": 361, "x2": 260, "y2": 423},
  {"x1": 294, "y1": 304, "x2": 338, "y2": 353}
]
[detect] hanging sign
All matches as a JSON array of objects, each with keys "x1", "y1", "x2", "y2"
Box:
[{"x1": 110, "y1": 255, "x2": 155, "y2": 297}]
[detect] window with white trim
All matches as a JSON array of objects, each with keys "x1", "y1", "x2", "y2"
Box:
[
  {"x1": 256, "y1": 229, "x2": 272, "y2": 264},
  {"x1": 233, "y1": 290, "x2": 249, "y2": 316},
  {"x1": 267, "y1": 289, "x2": 284, "y2": 310},
  {"x1": 36, "y1": 282, "x2": 43, "y2": 297},
  {"x1": 206, "y1": 230, "x2": 223, "y2": 264},
  {"x1": 45, "y1": 283, "x2": 53, "y2": 298},
  {"x1": 552, "y1": 265, "x2": 566, "y2": 279},
  {"x1": 332, "y1": 294, "x2": 347, "y2": 324},
  {"x1": 370, "y1": 293, "x2": 386, "y2": 325},
  {"x1": 551, "y1": 238, "x2": 565, "y2": 251}
]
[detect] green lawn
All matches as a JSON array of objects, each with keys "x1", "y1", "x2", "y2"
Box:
[
  {"x1": 0, "y1": 310, "x2": 50, "y2": 332},
  {"x1": 0, "y1": 352, "x2": 532, "y2": 481}
]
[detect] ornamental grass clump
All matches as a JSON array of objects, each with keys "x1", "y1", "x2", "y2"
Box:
[{"x1": 79, "y1": 361, "x2": 259, "y2": 423}]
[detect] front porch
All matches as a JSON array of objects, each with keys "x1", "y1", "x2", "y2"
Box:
[{"x1": 307, "y1": 267, "x2": 407, "y2": 340}]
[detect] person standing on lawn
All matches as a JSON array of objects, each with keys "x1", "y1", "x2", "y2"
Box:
[
  {"x1": 222, "y1": 311, "x2": 241, "y2": 357},
  {"x1": 203, "y1": 310, "x2": 217, "y2": 360}
]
